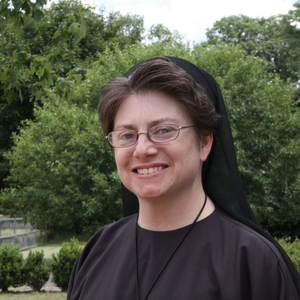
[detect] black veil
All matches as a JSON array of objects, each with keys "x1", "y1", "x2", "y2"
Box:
[{"x1": 121, "y1": 56, "x2": 300, "y2": 294}]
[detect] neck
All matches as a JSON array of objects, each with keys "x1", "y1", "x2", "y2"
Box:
[{"x1": 137, "y1": 187, "x2": 215, "y2": 231}]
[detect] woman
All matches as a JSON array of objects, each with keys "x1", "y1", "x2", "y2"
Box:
[{"x1": 67, "y1": 57, "x2": 300, "y2": 299}]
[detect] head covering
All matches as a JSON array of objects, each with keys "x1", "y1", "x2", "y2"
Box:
[{"x1": 122, "y1": 56, "x2": 300, "y2": 294}]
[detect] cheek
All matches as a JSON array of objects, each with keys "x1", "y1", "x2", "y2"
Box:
[
  {"x1": 176, "y1": 139, "x2": 202, "y2": 171},
  {"x1": 114, "y1": 155, "x2": 124, "y2": 172},
  {"x1": 178, "y1": 133, "x2": 202, "y2": 158},
  {"x1": 114, "y1": 150, "x2": 131, "y2": 174}
]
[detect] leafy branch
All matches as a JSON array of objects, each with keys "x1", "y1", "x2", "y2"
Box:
[{"x1": 0, "y1": 0, "x2": 87, "y2": 103}]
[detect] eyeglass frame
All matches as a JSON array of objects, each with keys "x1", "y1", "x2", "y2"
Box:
[{"x1": 106, "y1": 124, "x2": 197, "y2": 148}]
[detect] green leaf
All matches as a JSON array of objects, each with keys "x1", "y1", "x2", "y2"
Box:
[
  {"x1": 41, "y1": 68, "x2": 53, "y2": 86},
  {"x1": 23, "y1": 14, "x2": 33, "y2": 27},
  {"x1": 33, "y1": 55, "x2": 43, "y2": 62},
  {"x1": 24, "y1": 68, "x2": 31, "y2": 81},
  {"x1": 30, "y1": 63, "x2": 36, "y2": 75},
  {"x1": 6, "y1": 90, "x2": 16, "y2": 104},
  {"x1": 17, "y1": 51, "x2": 28, "y2": 62},
  {"x1": 32, "y1": 9, "x2": 44, "y2": 22},
  {"x1": 19, "y1": 89, "x2": 23, "y2": 102},
  {"x1": 53, "y1": 29, "x2": 61, "y2": 40},
  {"x1": 36, "y1": 66, "x2": 45, "y2": 79},
  {"x1": 68, "y1": 14, "x2": 76, "y2": 22},
  {"x1": 12, "y1": 52, "x2": 18, "y2": 61}
]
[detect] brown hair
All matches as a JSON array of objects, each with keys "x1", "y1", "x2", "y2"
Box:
[{"x1": 98, "y1": 57, "x2": 219, "y2": 138}]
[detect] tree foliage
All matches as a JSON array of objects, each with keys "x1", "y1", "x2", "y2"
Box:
[
  {"x1": 147, "y1": 24, "x2": 184, "y2": 45},
  {"x1": 278, "y1": 237, "x2": 300, "y2": 272},
  {"x1": 191, "y1": 44, "x2": 300, "y2": 235},
  {"x1": 205, "y1": 2, "x2": 300, "y2": 83},
  {"x1": 1, "y1": 41, "x2": 299, "y2": 236},
  {"x1": 280, "y1": 0, "x2": 300, "y2": 82},
  {"x1": 0, "y1": 0, "x2": 145, "y2": 103},
  {"x1": 0, "y1": 95, "x2": 34, "y2": 190},
  {"x1": 51, "y1": 238, "x2": 82, "y2": 291},
  {"x1": 0, "y1": 1, "x2": 299, "y2": 238},
  {"x1": 22, "y1": 249, "x2": 49, "y2": 292},
  {"x1": 0, "y1": 0, "x2": 85, "y2": 103},
  {"x1": 0, "y1": 96, "x2": 121, "y2": 233},
  {"x1": 0, "y1": 0, "x2": 145, "y2": 190},
  {"x1": 0, "y1": 243, "x2": 23, "y2": 292}
]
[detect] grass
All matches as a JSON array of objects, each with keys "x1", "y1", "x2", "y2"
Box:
[
  {"x1": 21, "y1": 239, "x2": 86, "y2": 266},
  {"x1": 0, "y1": 292, "x2": 67, "y2": 299},
  {"x1": 21, "y1": 244, "x2": 62, "y2": 266}
]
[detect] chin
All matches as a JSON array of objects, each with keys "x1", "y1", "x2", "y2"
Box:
[{"x1": 134, "y1": 187, "x2": 166, "y2": 201}]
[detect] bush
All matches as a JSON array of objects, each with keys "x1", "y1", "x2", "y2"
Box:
[
  {"x1": 278, "y1": 238, "x2": 300, "y2": 272},
  {"x1": 51, "y1": 238, "x2": 82, "y2": 291},
  {"x1": 23, "y1": 250, "x2": 49, "y2": 292},
  {"x1": 0, "y1": 243, "x2": 24, "y2": 292},
  {"x1": 1, "y1": 99, "x2": 122, "y2": 235}
]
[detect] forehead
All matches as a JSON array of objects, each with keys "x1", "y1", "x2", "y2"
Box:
[{"x1": 114, "y1": 92, "x2": 192, "y2": 130}]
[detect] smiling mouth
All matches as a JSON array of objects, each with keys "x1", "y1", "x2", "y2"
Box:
[{"x1": 136, "y1": 166, "x2": 165, "y2": 175}]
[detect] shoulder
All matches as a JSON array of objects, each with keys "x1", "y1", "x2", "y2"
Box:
[
  {"x1": 213, "y1": 206, "x2": 276, "y2": 246},
  {"x1": 201, "y1": 206, "x2": 292, "y2": 275},
  {"x1": 212, "y1": 207, "x2": 299, "y2": 293},
  {"x1": 198, "y1": 207, "x2": 299, "y2": 298}
]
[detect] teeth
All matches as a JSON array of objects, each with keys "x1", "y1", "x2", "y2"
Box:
[{"x1": 137, "y1": 166, "x2": 163, "y2": 175}]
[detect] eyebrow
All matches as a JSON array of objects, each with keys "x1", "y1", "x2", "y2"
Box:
[{"x1": 114, "y1": 117, "x2": 179, "y2": 131}]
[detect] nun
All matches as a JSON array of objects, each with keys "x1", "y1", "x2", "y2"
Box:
[{"x1": 67, "y1": 56, "x2": 300, "y2": 300}]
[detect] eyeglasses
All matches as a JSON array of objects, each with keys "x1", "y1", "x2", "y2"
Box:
[{"x1": 106, "y1": 124, "x2": 196, "y2": 148}]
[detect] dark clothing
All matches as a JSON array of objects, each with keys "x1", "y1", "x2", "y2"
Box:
[{"x1": 67, "y1": 206, "x2": 299, "y2": 300}]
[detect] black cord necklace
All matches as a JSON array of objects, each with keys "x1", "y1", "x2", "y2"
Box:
[{"x1": 135, "y1": 193, "x2": 208, "y2": 300}]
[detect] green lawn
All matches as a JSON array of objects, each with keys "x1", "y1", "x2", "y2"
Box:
[
  {"x1": 21, "y1": 241, "x2": 86, "y2": 265},
  {"x1": 0, "y1": 292, "x2": 67, "y2": 299},
  {"x1": 21, "y1": 244, "x2": 62, "y2": 266}
]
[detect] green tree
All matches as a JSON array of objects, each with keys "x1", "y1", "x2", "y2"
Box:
[
  {"x1": 0, "y1": 0, "x2": 145, "y2": 103},
  {"x1": 148, "y1": 24, "x2": 172, "y2": 42},
  {"x1": 0, "y1": 95, "x2": 121, "y2": 234},
  {"x1": 280, "y1": 0, "x2": 300, "y2": 82},
  {"x1": 191, "y1": 44, "x2": 300, "y2": 235},
  {"x1": 103, "y1": 11, "x2": 144, "y2": 48},
  {"x1": 146, "y1": 23, "x2": 184, "y2": 46},
  {"x1": 0, "y1": 95, "x2": 34, "y2": 191},
  {"x1": 0, "y1": 0, "x2": 87, "y2": 103},
  {"x1": 0, "y1": 0, "x2": 88, "y2": 196},
  {"x1": 205, "y1": 10, "x2": 300, "y2": 83},
  {"x1": 0, "y1": 0, "x2": 146, "y2": 197},
  {"x1": 1, "y1": 40, "x2": 299, "y2": 236}
]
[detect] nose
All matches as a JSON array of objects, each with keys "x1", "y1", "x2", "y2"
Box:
[{"x1": 133, "y1": 132, "x2": 158, "y2": 158}]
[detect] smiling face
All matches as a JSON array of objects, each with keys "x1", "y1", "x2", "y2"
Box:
[{"x1": 113, "y1": 92, "x2": 212, "y2": 203}]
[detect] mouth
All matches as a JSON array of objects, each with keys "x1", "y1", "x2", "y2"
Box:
[{"x1": 135, "y1": 166, "x2": 166, "y2": 175}]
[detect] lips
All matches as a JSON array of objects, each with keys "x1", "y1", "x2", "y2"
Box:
[{"x1": 136, "y1": 166, "x2": 165, "y2": 175}]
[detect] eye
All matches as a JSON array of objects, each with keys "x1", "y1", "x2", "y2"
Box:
[
  {"x1": 153, "y1": 125, "x2": 177, "y2": 135},
  {"x1": 119, "y1": 131, "x2": 136, "y2": 140}
]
